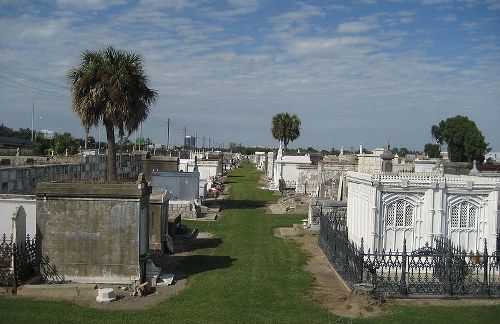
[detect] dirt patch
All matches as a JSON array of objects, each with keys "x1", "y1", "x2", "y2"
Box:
[
  {"x1": 1, "y1": 231, "x2": 220, "y2": 310},
  {"x1": 275, "y1": 228, "x2": 389, "y2": 318}
]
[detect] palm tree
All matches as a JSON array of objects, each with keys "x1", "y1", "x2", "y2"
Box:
[
  {"x1": 68, "y1": 46, "x2": 158, "y2": 181},
  {"x1": 271, "y1": 112, "x2": 301, "y2": 150}
]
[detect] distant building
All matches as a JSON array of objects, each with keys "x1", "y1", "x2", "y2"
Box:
[
  {"x1": 485, "y1": 152, "x2": 500, "y2": 162},
  {"x1": 184, "y1": 135, "x2": 196, "y2": 148},
  {"x1": 39, "y1": 129, "x2": 54, "y2": 139}
]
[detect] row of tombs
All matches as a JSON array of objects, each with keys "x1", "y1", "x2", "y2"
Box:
[{"x1": 2, "y1": 153, "x2": 242, "y2": 286}]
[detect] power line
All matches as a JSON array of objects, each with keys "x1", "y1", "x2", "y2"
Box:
[
  {"x1": 0, "y1": 79, "x2": 67, "y2": 98},
  {"x1": 0, "y1": 63, "x2": 68, "y2": 91},
  {"x1": 0, "y1": 75, "x2": 68, "y2": 98}
]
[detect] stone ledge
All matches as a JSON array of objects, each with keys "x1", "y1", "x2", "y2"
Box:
[{"x1": 36, "y1": 181, "x2": 152, "y2": 199}]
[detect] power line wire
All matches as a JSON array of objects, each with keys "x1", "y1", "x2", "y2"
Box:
[
  {"x1": 0, "y1": 63, "x2": 68, "y2": 90},
  {"x1": 0, "y1": 79, "x2": 67, "y2": 98},
  {"x1": 0, "y1": 75, "x2": 67, "y2": 97}
]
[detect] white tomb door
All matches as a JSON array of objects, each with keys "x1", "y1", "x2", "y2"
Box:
[
  {"x1": 448, "y1": 201, "x2": 478, "y2": 252},
  {"x1": 383, "y1": 199, "x2": 416, "y2": 251}
]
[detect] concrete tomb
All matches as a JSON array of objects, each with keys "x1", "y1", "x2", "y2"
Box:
[{"x1": 36, "y1": 176, "x2": 152, "y2": 284}]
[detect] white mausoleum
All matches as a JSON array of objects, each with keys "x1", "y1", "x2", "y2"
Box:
[
  {"x1": 272, "y1": 144, "x2": 312, "y2": 189},
  {"x1": 346, "y1": 171, "x2": 500, "y2": 253}
]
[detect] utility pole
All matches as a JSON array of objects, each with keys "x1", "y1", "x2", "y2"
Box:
[
  {"x1": 202, "y1": 136, "x2": 206, "y2": 149},
  {"x1": 209, "y1": 137, "x2": 211, "y2": 150},
  {"x1": 195, "y1": 132, "x2": 198, "y2": 150},
  {"x1": 31, "y1": 98, "x2": 35, "y2": 141},
  {"x1": 166, "y1": 118, "x2": 170, "y2": 149}
]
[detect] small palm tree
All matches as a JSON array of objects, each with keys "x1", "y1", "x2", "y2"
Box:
[
  {"x1": 271, "y1": 112, "x2": 301, "y2": 150},
  {"x1": 68, "y1": 46, "x2": 158, "y2": 181}
]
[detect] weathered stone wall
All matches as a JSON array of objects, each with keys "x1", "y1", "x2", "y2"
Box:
[
  {"x1": 0, "y1": 153, "x2": 143, "y2": 195},
  {"x1": 296, "y1": 161, "x2": 356, "y2": 199},
  {"x1": 169, "y1": 200, "x2": 199, "y2": 220},
  {"x1": 149, "y1": 191, "x2": 169, "y2": 252},
  {"x1": 142, "y1": 156, "x2": 179, "y2": 181},
  {"x1": 36, "y1": 182, "x2": 151, "y2": 284}
]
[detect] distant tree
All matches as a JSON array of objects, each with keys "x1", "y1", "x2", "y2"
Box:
[
  {"x1": 68, "y1": 46, "x2": 158, "y2": 181},
  {"x1": 86, "y1": 136, "x2": 96, "y2": 148},
  {"x1": 391, "y1": 147, "x2": 399, "y2": 155},
  {"x1": 399, "y1": 147, "x2": 409, "y2": 157},
  {"x1": 431, "y1": 115, "x2": 489, "y2": 163},
  {"x1": 424, "y1": 143, "x2": 441, "y2": 158},
  {"x1": 17, "y1": 128, "x2": 32, "y2": 140},
  {"x1": 117, "y1": 136, "x2": 134, "y2": 152},
  {"x1": 0, "y1": 124, "x2": 32, "y2": 140},
  {"x1": 53, "y1": 132, "x2": 78, "y2": 155},
  {"x1": 306, "y1": 146, "x2": 318, "y2": 153},
  {"x1": 271, "y1": 113, "x2": 301, "y2": 150},
  {"x1": 0, "y1": 124, "x2": 15, "y2": 137},
  {"x1": 35, "y1": 134, "x2": 53, "y2": 155}
]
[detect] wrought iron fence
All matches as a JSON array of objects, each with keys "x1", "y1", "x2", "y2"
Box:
[
  {"x1": 319, "y1": 213, "x2": 500, "y2": 297},
  {"x1": 0, "y1": 234, "x2": 38, "y2": 288},
  {"x1": 317, "y1": 209, "x2": 364, "y2": 286}
]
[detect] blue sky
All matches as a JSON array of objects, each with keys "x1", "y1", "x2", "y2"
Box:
[{"x1": 1, "y1": 0, "x2": 499, "y2": 151}]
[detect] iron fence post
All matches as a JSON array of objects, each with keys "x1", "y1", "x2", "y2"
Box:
[
  {"x1": 400, "y1": 239, "x2": 408, "y2": 295},
  {"x1": 359, "y1": 238, "x2": 364, "y2": 283},
  {"x1": 483, "y1": 239, "x2": 490, "y2": 295},
  {"x1": 11, "y1": 243, "x2": 17, "y2": 295},
  {"x1": 445, "y1": 242, "x2": 453, "y2": 295},
  {"x1": 344, "y1": 229, "x2": 349, "y2": 276}
]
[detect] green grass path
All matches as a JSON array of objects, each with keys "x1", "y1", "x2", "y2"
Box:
[{"x1": 1, "y1": 162, "x2": 499, "y2": 323}]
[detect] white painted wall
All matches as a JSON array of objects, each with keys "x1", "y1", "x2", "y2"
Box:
[
  {"x1": 346, "y1": 172, "x2": 500, "y2": 253},
  {"x1": 179, "y1": 159, "x2": 220, "y2": 181},
  {"x1": 272, "y1": 154, "x2": 312, "y2": 189},
  {"x1": 0, "y1": 195, "x2": 36, "y2": 237}
]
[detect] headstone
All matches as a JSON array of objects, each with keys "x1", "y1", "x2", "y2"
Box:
[{"x1": 12, "y1": 206, "x2": 26, "y2": 246}]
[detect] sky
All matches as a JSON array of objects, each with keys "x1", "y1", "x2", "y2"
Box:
[{"x1": 0, "y1": 0, "x2": 499, "y2": 151}]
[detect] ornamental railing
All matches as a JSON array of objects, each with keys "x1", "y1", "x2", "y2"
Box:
[
  {"x1": 319, "y1": 213, "x2": 500, "y2": 297},
  {"x1": 0, "y1": 234, "x2": 38, "y2": 289}
]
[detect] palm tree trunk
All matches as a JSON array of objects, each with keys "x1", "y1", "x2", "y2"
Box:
[
  {"x1": 105, "y1": 121, "x2": 118, "y2": 181},
  {"x1": 84, "y1": 127, "x2": 88, "y2": 150}
]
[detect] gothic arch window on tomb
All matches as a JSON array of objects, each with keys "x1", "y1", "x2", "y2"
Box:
[
  {"x1": 450, "y1": 202, "x2": 476, "y2": 230},
  {"x1": 386, "y1": 200, "x2": 414, "y2": 228}
]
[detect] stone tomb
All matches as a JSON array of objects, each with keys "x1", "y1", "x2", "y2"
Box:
[
  {"x1": 149, "y1": 190, "x2": 170, "y2": 252},
  {"x1": 36, "y1": 178, "x2": 152, "y2": 284}
]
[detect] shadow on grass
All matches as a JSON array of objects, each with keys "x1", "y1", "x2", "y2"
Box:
[
  {"x1": 224, "y1": 199, "x2": 267, "y2": 209},
  {"x1": 174, "y1": 237, "x2": 223, "y2": 253},
  {"x1": 175, "y1": 255, "x2": 237, "y2": 279}
]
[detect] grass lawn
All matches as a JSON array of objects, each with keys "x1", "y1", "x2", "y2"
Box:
[{"x1": 1, "y1": 161, "x2": 499, "y2": 323}]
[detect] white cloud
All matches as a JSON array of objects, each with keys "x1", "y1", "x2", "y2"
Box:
[
  {"x1": 1, "y1": 0, "x2": 499, "y2": 150},
  {"x1": 286, "y1": 36, "x2": 373, "y2": 56},
  {"x1": 56, "y1": 0, "x2": 126, "y2": 10},
  {"x1": 486, "y1": 0, "x2": 500, "y2": 10},
  {"x1": 442, "y1": 14, "x2": 458, "y2": 22},
  {"x1": 202, "y1": 0, "x2": 260, "y2": 19},
  {"x1": 269, "y1": 3, "x2": 325, "y2": 40},
  {"x1": 337, "y1": 21, "x2": 374, "y2": 33}
]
